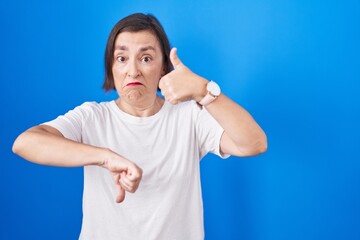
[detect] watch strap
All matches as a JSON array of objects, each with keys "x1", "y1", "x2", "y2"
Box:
[{"x1": 199, "y1": 92, "x2": 216, "y2": 106}]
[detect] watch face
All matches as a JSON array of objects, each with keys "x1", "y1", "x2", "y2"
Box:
[{"x1": 207, "y1": 81, "x2": 221, "y2": 96}]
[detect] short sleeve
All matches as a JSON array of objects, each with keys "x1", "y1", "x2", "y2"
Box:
[
  {"x1": 41, "y1": 102, "x2": 93, "y2": 142},
  {"x1": 194, "y1": 103, "x2": 230, "y2": 159}
]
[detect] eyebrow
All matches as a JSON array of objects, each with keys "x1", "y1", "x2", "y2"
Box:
[{"x1": 114, "y1": 45, "x2": 156, "y2": 52}]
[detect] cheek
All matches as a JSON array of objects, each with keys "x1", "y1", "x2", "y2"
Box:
[
  {"x1": 150, "y1": 64, "x2": 164, "y2": 78},
  {"x1": 112, "y1": 65, "x2": 126, "y2": 81},
  {"x1": 112, "y1": 64, "x2": 120, "y2": 76},
  {"x1": 112, "y1": 67, "x2": 126, "y2": 91},
  {"x1": 149, "y1": 70, "x2": 162, "y2": 87}
]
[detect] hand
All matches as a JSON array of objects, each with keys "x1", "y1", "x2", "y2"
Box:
[
  {"x1": 159, "y1": 48, "x2": 208, "y2": 104},
  {"x1": 101, "y1": 151, "x2": 143, "y2": 203}
]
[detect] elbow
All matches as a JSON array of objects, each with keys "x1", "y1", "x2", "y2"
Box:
[
  {"x1": 12, "y1": 130, "x2": 34, "y2": 156},
  {"x1": 238, "y1": 134, "x2": 268, "y2": 157},
  {"x1": 255, "y1": 133, "x2": 268, "y2": 155},
  {"x1": 12, "y1": 126, "x2": 42, "y2": 155},
  {"x1": 247, "y1": 139, "x2": 267, "y2": 156},
  {"x1": 12, "y1": 141, "x2": 18, "y2": 154},
  {"x1": 257, "y1": 139, "x2": 267, "y2": 154},
  {"x1": 12, "y1": 134, "x2": 25, "y2": 155}
]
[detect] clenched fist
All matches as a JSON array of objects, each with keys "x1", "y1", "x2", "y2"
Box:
[{"x1": 101, "y1": 150, "x2": 143, "y2": 203}]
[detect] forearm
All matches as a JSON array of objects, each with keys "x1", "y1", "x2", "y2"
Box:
[
  {"x1": 157, "y1": 50, "x2": 267, "y2": 155},
  {"x1": 205, "y1": 94, "x2": 267, "y2": 154},
  {"x1": 12, "y1": 126, "x2": 109, "y2": 167},
  {"x1": 13, "y1": 125, "x2": 142, "y2": 203}
]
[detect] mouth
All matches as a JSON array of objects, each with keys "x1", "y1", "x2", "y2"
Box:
[{"x1": 126, "y1": 82, "x2": 144, "y2": 87}]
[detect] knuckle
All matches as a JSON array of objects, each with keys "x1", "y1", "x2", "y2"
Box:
[
  {"x1": 129, "y1": 169, "x2": 142, "y2": 181},
  {"x1": 172, "y1": 93, "x2": 179, "y2": 100},
  {"x1": 158, "y1": 80, "x2": 164, "y2": 89},
  {"x1": 132, "y1": 173, "x2": 140, "y2": 180},
  {"x1": 164, "y1": 79, "x2": 171, "y2": 86},
  {"x1": 167, "y1": 86, "x2": 175, "y2": 94}
]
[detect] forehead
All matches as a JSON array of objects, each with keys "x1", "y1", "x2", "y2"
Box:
[{"x1": 114, "y1": 30, "x2": 161, "y2": 51}]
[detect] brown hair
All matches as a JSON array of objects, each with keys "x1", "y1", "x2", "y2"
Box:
[{"x1": 103, "y1": 13, "x2": 172, "y2": 91}]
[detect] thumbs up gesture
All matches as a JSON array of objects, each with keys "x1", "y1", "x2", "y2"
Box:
[{"x1": 159, "y1": 48, "x2": 208, "y2": 104}]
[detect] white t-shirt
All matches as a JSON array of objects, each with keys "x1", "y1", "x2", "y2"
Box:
[{"x1": 43, "y1": 100, "x2": 228, "y2": 240}]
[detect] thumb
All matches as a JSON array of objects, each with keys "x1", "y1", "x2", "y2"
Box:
[
  {"x1": 170, "y1": 47, "x2": 183, "y2": 69},
  {"x1": 113, "y1": 173, "x2": 126, "y2": 203},
  {"x1": 116, "y1": 184, "x2": 126, "y2": 203}
]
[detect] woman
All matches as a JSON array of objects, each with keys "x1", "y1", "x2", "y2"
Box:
[{"x1": 13, "y1": 13, "x2": 267, "y2": 240}]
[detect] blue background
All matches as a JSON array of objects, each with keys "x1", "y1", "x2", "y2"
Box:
[{"x1": 1, "y1": 0, "x2": 359, "y2": 239}]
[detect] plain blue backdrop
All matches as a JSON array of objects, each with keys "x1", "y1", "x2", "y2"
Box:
[{"x1": 1, "y1": 0, "x2": 359, "y2": 239}]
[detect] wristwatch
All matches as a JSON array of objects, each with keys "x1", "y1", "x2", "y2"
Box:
[{"x1": 198, "y1": 81, "x2": 221, "y2": 106}]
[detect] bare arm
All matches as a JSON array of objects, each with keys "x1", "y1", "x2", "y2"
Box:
[
  {"x1": 159, "y1": 48, "x2": 267, "y2": 157},
  {"x1": 13, "y1": 125, "x2": 110, "y2": 167},
  {"x1": 12, "y1": 125, "x2": 142, "y2": 203},
  {"x1": 204, "y1": 94, "x2": 267, "y2": 156}
]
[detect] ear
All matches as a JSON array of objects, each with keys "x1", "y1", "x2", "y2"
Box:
[{"x1": 161, "y1": 65, "x2": 166, "y2": 76}]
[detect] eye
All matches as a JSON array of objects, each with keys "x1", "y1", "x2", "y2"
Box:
[
  {"x1": 142, "y1": 56, "x2": 152, "y2": 63},
  {"x1": 116, "y1": 56, "x2": 126, "y2": 62}
]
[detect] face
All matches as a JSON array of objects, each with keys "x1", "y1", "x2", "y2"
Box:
[{"x1": 112, "y1": 30, "x2": 165, "y2": 102}]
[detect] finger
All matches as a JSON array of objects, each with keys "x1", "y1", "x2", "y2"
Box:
[
  {"x1": 120, "y1": 172, "x2": 132, "y2": 191},
  {"x1": 126, "y1": 165, "x2": 143, "y2": 182},
  {"x1": 113, "y1": 173, "x2": 120, "y2": 184},
  {"x1": 116, "y1": 184, "x2": 126, "y2": 203},
  {"x1": 122, "y1": 171, "x2": 141, "y2": 193},
  {"x1": 168, "y1": 98, "x2": 179, "y2": 105},
  {"x1": 158, "y1": 77, "x2": 164, "y2": 90},
  {"x1": 170, "y1": 48, "x2": 183, "y2": 69},
  {"x1": 113, "y1": 174, "x2": 126, "y2": 203},
  {"x1": 158, "y1": 77, "x2": 170, "y2": 93}
]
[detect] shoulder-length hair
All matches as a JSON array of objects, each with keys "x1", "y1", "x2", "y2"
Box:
[{"x1": 103, "y1": 13, "x2": 172, "y2": 91}]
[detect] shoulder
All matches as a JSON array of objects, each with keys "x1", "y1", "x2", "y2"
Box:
[
  {"x1": 167, "y1": 100, "x2": 200, "y2": 113},
  {"x1": 69, "y1": 101, "x2": 114, "y2": 120},
  {"x1": 74, "y1": 101, "x2": 113, "y2": 112},
  {"x1": 163, "y1": 100, "x2": 203, "y2": 124},
  {"x1": 75, "y1": 101, "x2": 111, "y2": 110}
]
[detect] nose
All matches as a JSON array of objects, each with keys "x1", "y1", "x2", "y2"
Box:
[{"x1": 127, "y1": 59, "x2": 140, "y2": 78}]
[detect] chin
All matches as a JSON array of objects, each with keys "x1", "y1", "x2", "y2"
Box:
[{"x1": 124, "y1": 90, "x2": 144, "y2": 101}]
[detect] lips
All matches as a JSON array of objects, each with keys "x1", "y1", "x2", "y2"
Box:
[{"x1": 126, "y1": 82, "x2": 144, "y2": 87}]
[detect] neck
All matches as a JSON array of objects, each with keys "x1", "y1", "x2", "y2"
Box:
[{"x1": 116, "y1": 95, "x2": 164, "y2": 117}]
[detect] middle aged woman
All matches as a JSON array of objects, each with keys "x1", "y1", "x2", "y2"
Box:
[{"x1": 13, "y1": 13, "x2": 267, "y2": 240}]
